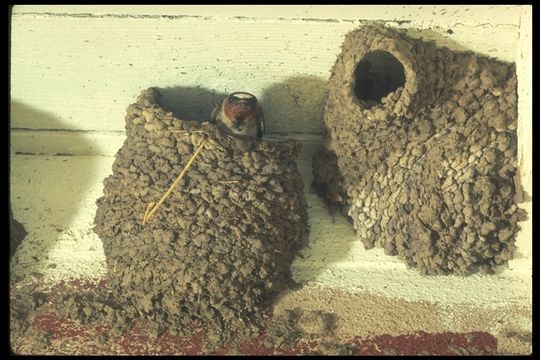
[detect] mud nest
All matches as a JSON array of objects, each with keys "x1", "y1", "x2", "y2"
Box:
[
  {"x1": 10, "y1": 205, "x2": 27, "y2": 258},
  {"x1": 312, "y1": 24, "x2": 526, "y2": 275},
  {"x1": 94, "y1": 88, "x2": 309, "y2": 342}
]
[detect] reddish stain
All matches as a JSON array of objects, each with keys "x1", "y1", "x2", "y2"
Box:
[
  {"x1": 237, "y1": 331, "x2": 273, "y2": 355},
  {"x1": 33, "y1": 312, "x2": 91, "y2": 340},
  {"x1": 352, "y1": 331, "x2": 497, "y2": 355},
  {"x1": 118, "y1": 324, "x2": 205, "y2": 355},
  {"x1": 26, "y1": 312, "x2": 499, "y2": 355},
  {"x1": 14, "y1": 280, "x2": 498, "y2": 355},
  {"x1": 51, "y1": 278, "x2": 108, "y2": 292}
]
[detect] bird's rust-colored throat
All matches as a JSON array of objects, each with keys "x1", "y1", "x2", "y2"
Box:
[{"x1": 224, "y1": 100, "x2": 259, "y2": 121}]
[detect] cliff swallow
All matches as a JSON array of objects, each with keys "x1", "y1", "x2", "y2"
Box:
[{"x1": 210, "y1": 92, "x2": 265, "y2": 139}]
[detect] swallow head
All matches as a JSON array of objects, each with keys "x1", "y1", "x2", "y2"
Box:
[{"x1": 223, "y1": 92, "x2": 260, "y2": 134}]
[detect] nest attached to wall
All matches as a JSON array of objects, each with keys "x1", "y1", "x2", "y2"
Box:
[
  {"x1": 94, "y1": 88, "x2": 309, "y2": 341},
  {"x1": 312, "y1": 24, "x2": 526, "y2": 275},
  {"x1": 10, "y1": 205, "x2": 27, "y2": 259}
]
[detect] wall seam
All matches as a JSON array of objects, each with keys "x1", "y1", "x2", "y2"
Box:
[{"x1": 11, "y1": 12, "x2": 520, "y2": 28}]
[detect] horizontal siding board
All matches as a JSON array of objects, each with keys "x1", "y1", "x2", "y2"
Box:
[
  {"x1": 11, "y1": 13, "x2": 521, "y2": 135},
  {"x1": 12, "y1": 5, "x2": 524, "y2": 26},
  {"x1": 11, "y1": 16, "x2": 347, "y2": 134},
  {"x1": 10, "y1": 129, "x2": 323, "y2": 158}
]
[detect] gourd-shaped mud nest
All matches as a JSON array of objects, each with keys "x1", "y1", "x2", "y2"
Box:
[
  {"x1": 94, "y1": 88, "x2": 309, "y2": 341},
  {"x1": 313, "y1": 24, "x2": 526, "y2": 275}
]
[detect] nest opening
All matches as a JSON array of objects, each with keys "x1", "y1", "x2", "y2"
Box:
[
  {"x1": 314, "y1": 25, "x2": 523, "y2": 275},
  {"x1": 353, "y1": 50, "x2": 406, "y2": 107}
]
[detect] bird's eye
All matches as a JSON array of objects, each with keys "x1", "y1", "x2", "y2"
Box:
[{"x1": 228, "y1": 95, "x2": 237, "y2": 103}]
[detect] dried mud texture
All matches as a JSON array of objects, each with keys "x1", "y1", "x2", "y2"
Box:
[
  {"x1": 93, "y1": 88, "x2": 309, "y2": 346},
  {"x1": 10, "y1": 284, "x2": 47, "y2": 338},
  {"x1": 10, "y1": 205, "x2": 27, "y2": 258},
  {"x1": 10, "y1": 283, "x2": 52, "y2": 354},
  {"x1": 260, "y1": 308, "x2": 350, "y2": 354},
  {"x1": 312, "y1": 24, "x2": 526, "y2": 275},
  {"x1": 12, "y1": 280, "x2": 526, "y2": 355},
  {"x1": 10, "y1": 280, "x2": 141, "y2": 354}
]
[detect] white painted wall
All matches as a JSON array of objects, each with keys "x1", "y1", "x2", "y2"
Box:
[
  {"x1": 9, "y1": 6, "x2": 532, "y2": 339},
  {"x1": 11, "y1": 5, "x2": 527, "y2": 136}
]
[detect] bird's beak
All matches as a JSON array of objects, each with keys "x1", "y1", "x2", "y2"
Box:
[{"x1": 234, "y1": 117, "x2": 244, "y2": 128}]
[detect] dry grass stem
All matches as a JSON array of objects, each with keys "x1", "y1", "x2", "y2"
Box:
[{"x1": 143, "y1": 139, "x2": 207, "y2": 224}]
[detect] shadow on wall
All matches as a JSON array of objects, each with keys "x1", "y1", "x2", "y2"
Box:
[
  {"x1": 11, "y1": 100, "x2": 44, "y2": 129},
  {"x1": 260, "y1": 76, "x2": 354, "y2": 287},
  {"x1": 10, "y1": 101, "x2": 99, "y2": 282},
  {"x1": 402, "y1": 28, "x2": 473, "y2": 53},
  {"x1": 157, "y1": 75, "x2": 329, "y2": 137},
  {"x1": 265, "y1": 75, "x2": 357, "y2": 287},
  {"x1": 156, "y1": 86, "x2": 227, "y2": 122},
  {"x1": 260, "y1": 75, "x2": 329, "y2": 136}
]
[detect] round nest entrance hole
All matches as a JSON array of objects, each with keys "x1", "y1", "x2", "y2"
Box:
[{"x1": 354, "y1": 50, "x2": 406, "y2": 107}]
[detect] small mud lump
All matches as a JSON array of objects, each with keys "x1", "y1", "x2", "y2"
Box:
[
  {"x1": 313, "y1": 24, "x2": 525, "y2": 275},
  {"x1": 94, "y1": 88, "x2": 309, "y2": 342}
]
